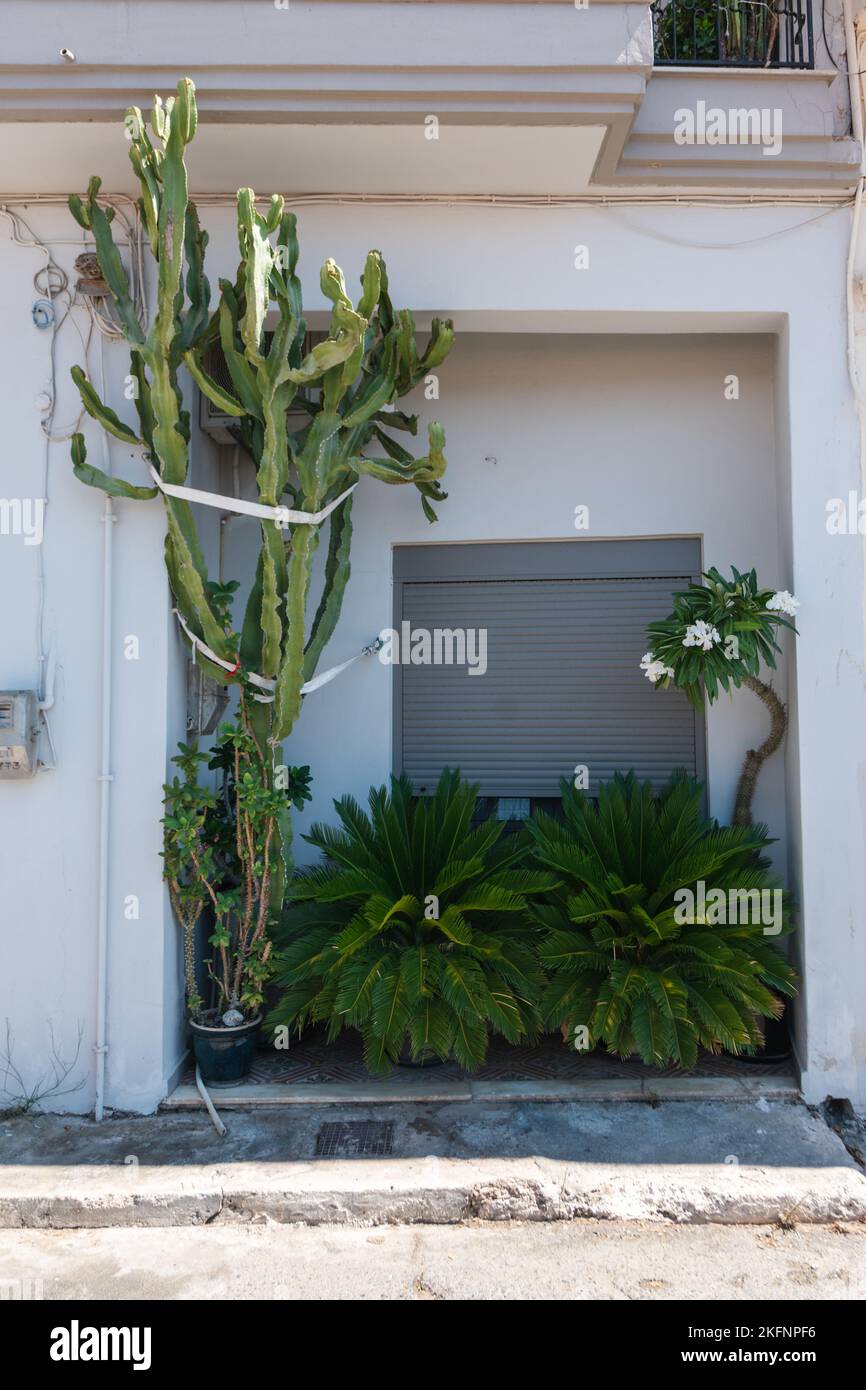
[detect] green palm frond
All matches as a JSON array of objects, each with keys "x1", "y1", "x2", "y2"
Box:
[
  {"x1": 435, "y1": 905, "x2": 473, "y2": 944},
  {"x1": 408, "y1": 996, "x2": 454, "y2": 1062},
  {"x1": 537, "y1": 929, "x2": 609, "y2": 972},
  {"x1": 539, "y1": 976, "x2": 603, "y2": 1030},
  {"x1": 440, "y1": 955, "x2": 490, "y2": 1018},
  {"x1": 333, "y1": 953, "x2": 384, "y2": 1026},
  {"x1": 370, "y1": 968, "x2": 410, "y2": 1046},
  {"x1": 399, "y1": 943, "x2": 442, "y2": 1002},
  {"x1": 452, "y1": 881, "x2": 531, "y2": 913},
  {"x1": 431, "y1": 856, "x2": 486, "y2": 897}
]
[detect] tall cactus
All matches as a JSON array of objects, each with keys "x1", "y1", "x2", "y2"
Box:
[
  {"x1": 68, "y1": 78, "x2": 454, "y2": 899},
  {"x1": 69, "y1": 82, "x2": 231, "y2": 680}
]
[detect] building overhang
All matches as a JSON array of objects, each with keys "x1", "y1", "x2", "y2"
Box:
[{"x1": 0, "y1": 0, "x2": 858, "y2": 194}]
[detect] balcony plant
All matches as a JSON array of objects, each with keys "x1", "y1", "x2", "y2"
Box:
[
  {"x1": 640, "y1": 567, "x2": 798, "y2": 825},
  {"x1": 527, "y1": 772, "x2": 797, "y2": 1067},
  {"x1": 267, "y1": 770, "x2": 555, "y2": 1073},
  {"x1": 652, "y1": 0, "x2": 778, "y2": 67}
]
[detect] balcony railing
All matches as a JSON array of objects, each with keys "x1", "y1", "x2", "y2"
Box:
[{"x1": 652, "y1": 0, "x2": 814, "y2": 68}]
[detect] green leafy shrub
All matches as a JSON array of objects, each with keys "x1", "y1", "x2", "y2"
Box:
[
  {"x1": 162, "y1": 697, "x2": 313, "y2": 1022},
  {"x1": 653, "y1": 1, "x2": 776, "y2": 67},
  {"x1": 268, "y1": 770, "x2": 555, "y2": 1073},
  {"x1": 527, "y1": 772, "x2": 797, "y2": 1067}
]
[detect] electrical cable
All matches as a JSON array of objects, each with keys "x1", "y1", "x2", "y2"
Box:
[{"x1": 608, "y1": 199, "x2": 848, "y2": 250}]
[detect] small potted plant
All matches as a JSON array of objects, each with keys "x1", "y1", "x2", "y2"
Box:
[{"x1": 162, "y1": 697, "x2": 311, "y2": 1086}]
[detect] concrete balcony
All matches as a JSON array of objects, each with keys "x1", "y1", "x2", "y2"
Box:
[{"x1": 0, "y1": 0, "x2": 857, "y2": 193}]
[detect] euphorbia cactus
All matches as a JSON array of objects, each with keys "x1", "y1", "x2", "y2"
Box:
[
  {"x1": 642, "y1": 567, "x2": 798, "y2": 826},
  {"x1": 68, "y1": 77, "x2": 454, "y2": 922},
  {"x1": 194, "y1": 185, "x2": 452, "y2": 750},
  {"x1": 69, "y1": 81, "x2": 234, "y2": 671}
]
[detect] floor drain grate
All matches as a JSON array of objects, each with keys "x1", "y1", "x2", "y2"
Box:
[{"x1": 315, "y1": 1120, "x2": 394, "y2": 1157}]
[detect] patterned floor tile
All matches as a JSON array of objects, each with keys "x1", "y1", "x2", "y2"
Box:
[{"x1": 183, "y1": 1027, "x2": 793, "y2": 1088}]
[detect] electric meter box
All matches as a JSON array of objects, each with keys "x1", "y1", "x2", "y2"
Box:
[{"x1": 0, "y1": 691, "x2": 40, "y2": 777}]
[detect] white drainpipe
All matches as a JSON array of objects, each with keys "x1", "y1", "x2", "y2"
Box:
[
  {"x1": 93, "y1": 335, "x2": 115, "y2": 1121},
  {"x1": 843, "y1": 0, "x2": 866, "y2": 406}
]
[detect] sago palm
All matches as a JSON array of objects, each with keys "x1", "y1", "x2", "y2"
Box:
[
  {"x1": 527, "y1": 773, "x2": 797, "y2": 1068},
  {"x1": 268, "y1": 770, "x2": 555, "y2": 1073}
]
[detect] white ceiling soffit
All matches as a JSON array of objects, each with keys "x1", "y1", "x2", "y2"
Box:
[
  {"x1": 0, "y1": 122, "x2": 608, "y2": 197},
  {"x1": 0, "y1": 0, "x2": 649, "y2": 193}
]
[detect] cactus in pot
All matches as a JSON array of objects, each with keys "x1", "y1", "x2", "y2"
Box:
[{"x1": 67, "y1": 78, "x2": 455, "y2": 1014}]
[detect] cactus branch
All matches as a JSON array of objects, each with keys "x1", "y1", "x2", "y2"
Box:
[{"x1": 304, "y1": 496, "x2": 354, "y2": 680}]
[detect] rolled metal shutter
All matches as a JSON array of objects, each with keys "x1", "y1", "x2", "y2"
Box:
[{"x1": 394, "y1": 539, "x2": 704, "y2": 797}]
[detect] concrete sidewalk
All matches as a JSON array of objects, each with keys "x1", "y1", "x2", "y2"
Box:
[{"x1": 1, "y1": 1098, "x2": 865, "y2": 1229}]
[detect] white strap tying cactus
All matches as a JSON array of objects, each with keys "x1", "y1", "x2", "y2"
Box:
[
  {"x1": 148, "y1": 465, "x2": 357, "y2": 528},
  {"x1": 172, "y1": 608, "x2": 382, "y2": 702}
]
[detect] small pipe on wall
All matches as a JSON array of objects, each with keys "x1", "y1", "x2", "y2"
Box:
[{"x1": 93, "y1": 335, "x2": 115, "y2": 1123}]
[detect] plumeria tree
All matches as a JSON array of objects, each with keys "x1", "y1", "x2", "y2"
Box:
[{"x1": 641, "y1": 567, "x2": 799, "y2": 826}]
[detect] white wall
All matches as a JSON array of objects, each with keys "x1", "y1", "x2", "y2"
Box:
[
  {"x1": 1, "y1": 189, "x2": 863, "y2": 1109},
  {"x1": 0, "y1": 205, "x2": 185, "y2": 1114}
]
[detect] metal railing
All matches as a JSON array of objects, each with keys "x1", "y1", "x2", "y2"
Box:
[{"x1": 652, "y1": 0, "x2": 814, "y2": 68}]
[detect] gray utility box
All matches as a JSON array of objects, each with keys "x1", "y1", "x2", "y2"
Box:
[{"x1": 0, "y1": 691, "x2": 40, "y2": 777}]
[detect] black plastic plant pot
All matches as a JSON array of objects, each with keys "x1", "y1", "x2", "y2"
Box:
[
  {"x1": 740, "y1": 1010, "x2": 792, "y2": 1065},
  {"x1": 395, "y1": 1040, "x2": 447, "y2": 1069},
  {"x1": 190, "y1": 1015, "x2": 262, "y2": 1087}
]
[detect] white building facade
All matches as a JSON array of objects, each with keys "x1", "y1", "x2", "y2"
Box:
[{"x1": 1, "y1": 0, "x2": 865, "y2": 1111}]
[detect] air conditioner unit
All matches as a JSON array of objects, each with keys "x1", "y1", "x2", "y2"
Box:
[{"x1": 198, "y1": 330, "x2": 325, "y2": 444}]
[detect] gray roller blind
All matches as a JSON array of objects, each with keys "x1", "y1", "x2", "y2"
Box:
[{"x1": 394, "y1": 540, "x2": 703, "y2": 798}]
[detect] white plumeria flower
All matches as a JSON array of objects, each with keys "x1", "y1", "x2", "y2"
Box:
[
  {"x1": 640, "y1": 651, "x2": 675, "y2": 684},
  {"x1": 766, "y1": 590, "x2": 799, "y2": 618},
  {"x1": 640, "y1": 651, "x2": 660, "y2": 681},
  {"x1": 682, "y1": 620, "x2": 721, "y2": 652}
]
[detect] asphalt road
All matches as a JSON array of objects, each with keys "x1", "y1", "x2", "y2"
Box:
[{"x1": 2, "y1": 1219, "x2": 865, "y2": 1300}]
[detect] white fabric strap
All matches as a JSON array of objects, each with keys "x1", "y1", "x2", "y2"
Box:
[
  {"x1": 299, "y1": 645, "x2": 380, "y2": 696},
  {"x1": 150, "y1": 465, "x2": 356, "y2": 528},
  {"x1": 172, "y1": 608, "x2": 381, "y2": 703},
  {"x1": 173, "y1": 608, "x2": 274, "y2": 691}
]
